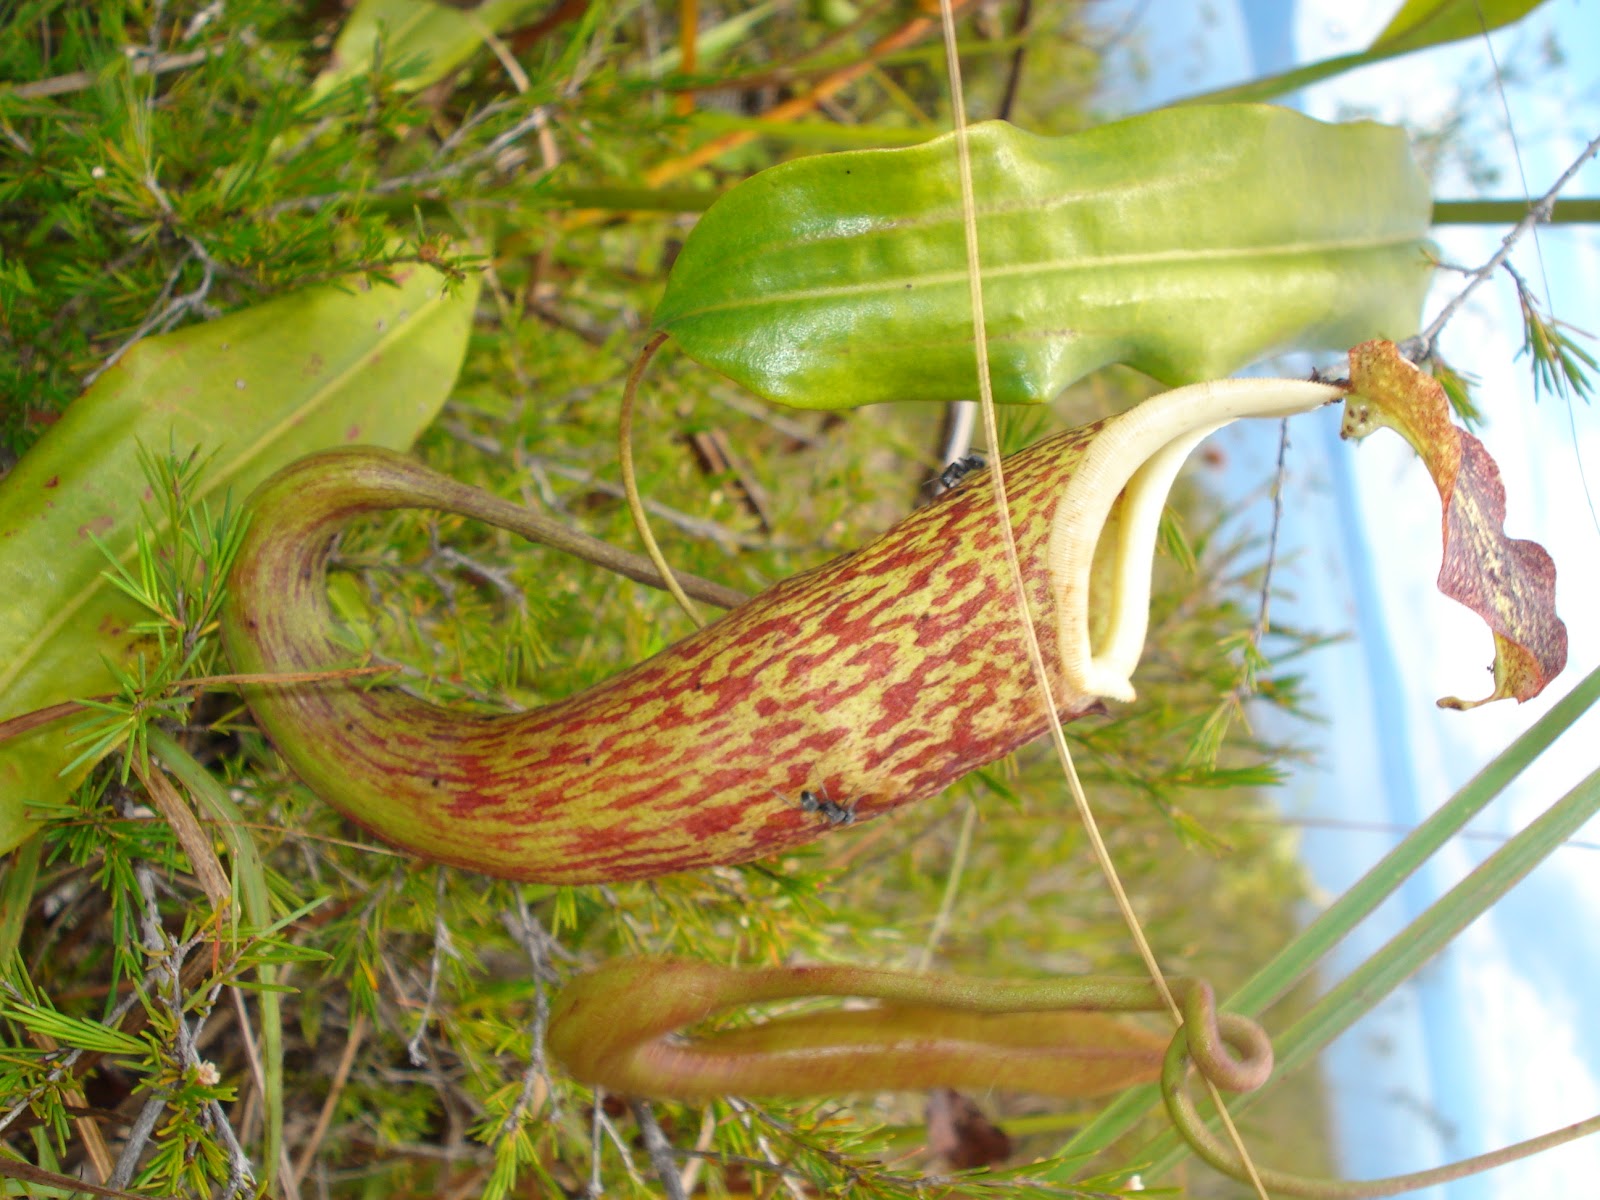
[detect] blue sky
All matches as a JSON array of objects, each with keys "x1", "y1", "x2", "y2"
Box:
[
  {"x1": 1095, "y1": 1, "x2": 1600, "y2": 1196},
  {"x1": 1292, "y1": 3, "x2": 1600, "y2": 1193}
]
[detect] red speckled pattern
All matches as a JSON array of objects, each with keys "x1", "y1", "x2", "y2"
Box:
[{"x1": 223, "y1": 429, "x2": 1104, "y2": 883}]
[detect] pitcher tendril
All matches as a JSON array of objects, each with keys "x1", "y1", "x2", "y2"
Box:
[{"x1": 619, "y1": 331, "x2": 705, "y2": 628}]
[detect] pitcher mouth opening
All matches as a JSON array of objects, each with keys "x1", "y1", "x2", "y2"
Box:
[{"x1": 1051, "y1": 378, "x2": 1345, "y2": 702}]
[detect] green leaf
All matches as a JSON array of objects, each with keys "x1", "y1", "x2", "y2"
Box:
[
  {"x1": 0, "y1": 265, "x2": 480, "y2": 856},
  {"x1": 1174, "y1": 0, "x2": 1547, "y2": 106},
  {"x1": 311, "y1": 0, "x2": 548, "y2": 100},
  {"x1": 0, "y1": 835, "x2": 40, "y2": 965},
  {"x1": 654, "y1": 109, "x2": 1432, "y2": 411},
  {"x1": 1370, "y1": 0, "x2": 1544, "y2": 54}
]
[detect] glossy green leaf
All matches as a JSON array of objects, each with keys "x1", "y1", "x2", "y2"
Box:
[
  {"x1": 0, "y1": 265, "x2": 480, "y2": 855},
  {"x1": 1174, "y1": 0, "x2": 1546, "y2": 106},
  {"x1": 654, "y1": 108, "x2": 1432, "y2": 411},
  {"x1": 311, "y1": 0, "x2": 546, "y2": 100}
]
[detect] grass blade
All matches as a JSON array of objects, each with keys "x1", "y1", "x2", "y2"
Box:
[
  {"x1": 1140, "y1": 755, "x2": 1600, "y2": 1180},
  {"x1": 1060, "y1": 662, "x2": 1600, "y2": 1165}
]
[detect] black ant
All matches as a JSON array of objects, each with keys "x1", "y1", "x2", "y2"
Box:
[
  {"x1": 798, "y1": 786, "x2": 855, "y2": 826},
  {"x1": 935, "y1": 453, "x2": 986, "y2": 491}
]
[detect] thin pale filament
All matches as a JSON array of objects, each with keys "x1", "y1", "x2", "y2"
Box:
[
  {"x1": 932, "y1": 3, "x2": 1271, "y2": 1194},
  {"x1": 620, "y1": 332, "x2": 705, "y2": 627}
]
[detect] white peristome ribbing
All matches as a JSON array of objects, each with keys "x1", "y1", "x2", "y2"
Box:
[{"x1": 1048, "y1": 378, "x2": 1344, "y2": 702}]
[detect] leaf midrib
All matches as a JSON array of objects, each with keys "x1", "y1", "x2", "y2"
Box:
[{"x1": 663, "y1": 234, "x2": 1426, "y2": 324}]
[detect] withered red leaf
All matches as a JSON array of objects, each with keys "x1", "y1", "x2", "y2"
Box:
[{"x1": 1341, "y1": 340, "x2": 1568, "y2": 708}]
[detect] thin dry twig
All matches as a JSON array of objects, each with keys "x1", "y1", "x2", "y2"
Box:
[
  {"x1": 1252, "y1": 418, "x2": 1292, "y2": 648},
  {"x1": 4, "y1": 1014, "x2": 118, "y2": 1184},
  {"x1": 80, "y1": 247, "x2": 219, "y2": 388},
  {"x1": 573, "y1": 0, "x2": 979, "y2": 200},
  {"x1": 586, "y1": 1093, "x2": 606, "y2": 1197},
  {"x1": 592, "y1": 1096, "x2": 649, "y2": 1190},
  {"x1": 269, "y1": 107, "x2": 552, "y2": 216},
  {"x1": 406, "y1": 871, "x2": 457, "y2": 1067},
  {"x1": 678, "y1": 1106, "x2": 718, "y2": 1197},
  {"x1": 291, "y1": 1012, "x2": 368, "y2": 1188},
  {"x1": 106, "y1": 1093, "x2": 169, "y2": 1191},
  {"x1": 996, "y1": 0, "x2": 1033, "y2": 121},
  {"x1": 130, "y1": 754, "x2": 232, "y2": 909},
  {"x1": 514, "y1": 449, "x2": 781, "y2": 552},
  {"x1": 1406, "y1": 129, "x2": 1600, "y2": 359},
  {"x1": 79, "y1": 166, "x2": 236, "y2": 388},
  {"x1": 496, "y1": 891, "x2": 561, "y2": 1140},
  {"x1": 121, "y1": 862, "x2": 256, "y2": 1197},
  {"x1": 0, "y1": 974, "x2": 152, "y2": 1138},
  {"x1": 9, "y1": 44, "x2": 223, "y2": 100},
  {"x1": 685, "y1": 428, "x2": 775, "y2": 532},
  {"x1": 226, "y1": 984, "x2": 303, "y2": 1200},
  {"x1": 712, "y1": 387, "x2": 829, "y2": 447},
  {"x1": 629, "y1": 1099, "x2": 689, "y2": 1200},
  {"x1": 0, "y1": 1160, "x2": 152, "y2": 1200}
]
